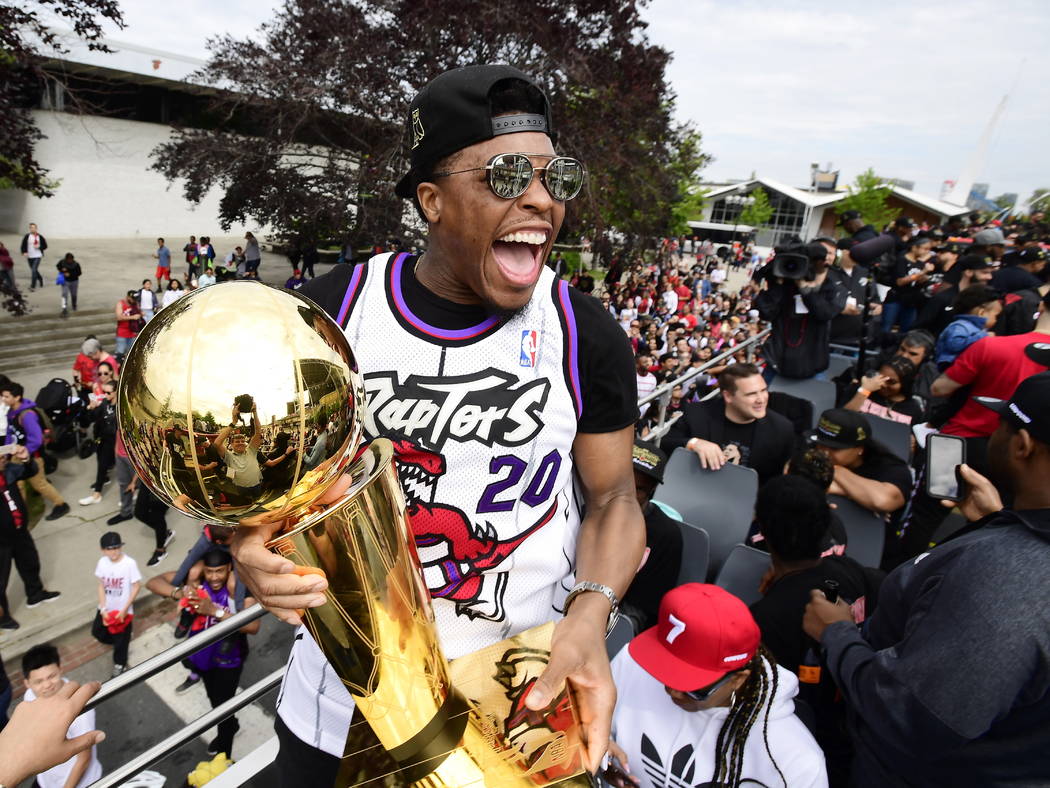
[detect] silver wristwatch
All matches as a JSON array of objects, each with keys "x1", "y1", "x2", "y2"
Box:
[
  {"x1": 564, "y1": 581, "x2": 620, "y2": 635},
  {"x1": 214, "y1": 607, "x2": 227, "y2": 620}
]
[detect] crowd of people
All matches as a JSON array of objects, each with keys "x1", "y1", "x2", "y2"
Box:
[
  {"x1": 594, "y1": 206, "x2": 1050, "y2": 785},
  {"x1": 2, "y1": 62, "x2": 1050, "y2": 788}
]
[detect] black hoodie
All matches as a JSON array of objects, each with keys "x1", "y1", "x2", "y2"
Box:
[{"x1": 821, "y1": 508, "x2": 1050, "y2": 786}]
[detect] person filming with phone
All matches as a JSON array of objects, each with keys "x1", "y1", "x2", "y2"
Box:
[{"x1": 802, "y1": 371, "x2": 1050, "y2": 788}]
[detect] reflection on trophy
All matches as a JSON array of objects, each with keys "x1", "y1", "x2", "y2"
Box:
[{"x1": 118, "y1": 281, "x2": 593, "y2": 786}]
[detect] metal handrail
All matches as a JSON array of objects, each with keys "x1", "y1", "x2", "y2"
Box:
[
  {"x1": 639, "y1": 327, "x2": 771, "y2": 441},
  {"x1": 85, "y1": 605, "x2": 268, "y2": 712},
  {"x1": 639, "y1": 326, "x2": 771, "y2": 407},
  {"x1": 88, "y1": 667, "x2": 285, "y2": 788}
]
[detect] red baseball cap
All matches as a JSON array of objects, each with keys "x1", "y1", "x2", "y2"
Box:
[{"x1": 628, "y1": 583, "x2": 760, "y2": 692}]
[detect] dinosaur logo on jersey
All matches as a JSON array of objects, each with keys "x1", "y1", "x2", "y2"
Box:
[
  {"x1": 392, "y1": 438, "x2": 557, "y2": 622},
  {"x1": 365, "y1": 370, "x2": 550, "y2": 450}
]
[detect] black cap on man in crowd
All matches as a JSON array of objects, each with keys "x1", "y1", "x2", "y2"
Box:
[
  {"x1": 894, "y1": 216, "x2": 917, "y2": 229},
  {"x1": 839, "y1": 209, "x2": 862, "y2": 224},
  {"x1": 976, "y1": 371, "x2": 1050, "y2": 445},
  {"x1": 1015, "y1": 248, "x2": 1047, "y2": 266},
  {"x1": 809, "y1": 408, "x2": 872, "y2": 449},
  {"x1": 632, "y1": 440, "x2": 668, "y2": 484},
  {"x1": 395, "y1": 65, "x2": 554, "y2": 199},
  {"x1": 956, "y1": 253, "x2": 995, "y2": 272}
]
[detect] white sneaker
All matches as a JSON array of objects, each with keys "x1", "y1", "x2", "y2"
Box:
[{"x1": 79, "y1": 494, "x2": 101, "y2": 506}]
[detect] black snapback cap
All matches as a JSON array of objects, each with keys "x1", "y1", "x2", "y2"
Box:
[
  {"x1": 975, "y1": 371, "x2": 1050, "y2": 444},
  {"x1": 809, "y1": 408, "x2": 872, "y2": 449},
  {"x1": 394, "y1": 65, "x2": 553, "y2": 199},
  {"x1": 632, "y1": 440, "x2": 668, "y2": 484},
  {"x1": 1024, "y1": 342, "x2": 1050, "y2": 368}
]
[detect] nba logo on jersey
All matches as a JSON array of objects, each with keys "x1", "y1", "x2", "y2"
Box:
[{"x1": 519, "y1": 329, "x2": 538, "y2": 367}]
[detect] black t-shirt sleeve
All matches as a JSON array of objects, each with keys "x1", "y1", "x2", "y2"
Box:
[
  {"x1": 298, "y1": 264, "x2": 358, "y2": 320},
  {"x1": 858, "y1": 451, "x2": 913, "y2": 503},
  {"x1": 570, "y1": 288, "x2": 639, "y2": 433}
]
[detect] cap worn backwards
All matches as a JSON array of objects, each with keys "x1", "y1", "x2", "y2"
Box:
[
  {"x1": 394, "y1": 65, "x2": 554, "y2": 200},
  {"x1": 810, "y1": 408, "x2": 871, "y2": 449},
  {"x1": 975, "y1": 370, "x2": 1050, "y2": 445},
  {"x1": 632, "y1": 440, "x2": 668, "y2": 483}
]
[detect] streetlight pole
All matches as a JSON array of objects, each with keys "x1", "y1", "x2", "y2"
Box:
[{"x1": 802, "y1": 162, "x2": 819, "y2": 240}]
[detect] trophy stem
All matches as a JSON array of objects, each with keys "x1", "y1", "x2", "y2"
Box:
[{"x1": 267, "y1": 440, "x2": 592, "y2": 786}]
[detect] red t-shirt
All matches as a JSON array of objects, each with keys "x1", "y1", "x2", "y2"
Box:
[
  {"x1": 73, "y1": 353, "x2": 96, "y2": 386},
  {"x1": 942, "y1": 331, "x2": 1049, "y2": 438},
  {"x1": 116, "y1": 300, "x2": 140, "y2": 338}
]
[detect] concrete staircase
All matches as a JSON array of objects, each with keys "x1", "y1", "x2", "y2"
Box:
[{"x1": 0, "y1": 306, "x2": 118, "y2": 377}]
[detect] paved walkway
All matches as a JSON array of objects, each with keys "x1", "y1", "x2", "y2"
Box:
[{"x1": 0, "y1": 233, "x2": 308, "y2": 664}]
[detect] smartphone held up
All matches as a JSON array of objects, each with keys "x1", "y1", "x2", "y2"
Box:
[{"x1": 925, "y1": 434, "x2": 966, "y2": 502}]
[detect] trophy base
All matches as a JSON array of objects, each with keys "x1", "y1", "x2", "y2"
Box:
[{"x1": 337, "y1": 621, "x2": 596, "y2": 787}]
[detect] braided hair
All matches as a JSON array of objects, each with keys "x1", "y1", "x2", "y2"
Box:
[{"x1": 710, "y1": 646, "x2": 787, "y2": 788}]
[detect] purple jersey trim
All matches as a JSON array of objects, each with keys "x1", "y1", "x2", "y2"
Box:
[
  {"x1": 336, "y1": 263, "x2": 366, "y2": 327},
  {"x1": 557, "y1": 280, "x2": 583, "y2": 418},
  {"x1": 389, "y1": 253, "x2": 501, "y2": 340}
]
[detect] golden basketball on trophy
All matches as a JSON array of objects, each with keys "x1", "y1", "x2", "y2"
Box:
[{"x1": 118, "y1": 281, "x2": 593, "y2": 787}]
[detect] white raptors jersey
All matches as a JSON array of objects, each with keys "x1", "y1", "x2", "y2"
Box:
[{"x1": 278, "y1": 253, "x2": 585, "y2": 755}]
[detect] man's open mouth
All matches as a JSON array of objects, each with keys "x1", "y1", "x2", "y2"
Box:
[{"x1": 492, "y1": 230, "x2": 549, "y2": 287}]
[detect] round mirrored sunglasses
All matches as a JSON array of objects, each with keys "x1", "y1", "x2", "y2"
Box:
[{"x1": 431, "y1": 152, "x2": 585, "y2": 202}]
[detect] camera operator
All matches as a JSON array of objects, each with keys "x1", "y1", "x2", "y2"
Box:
[
  {"x1": 754, "y1": 240, "x2": 847, "y2": 380},
  {"x1": 803, "y1": 372, "x2": 1050, "y2": 787}
]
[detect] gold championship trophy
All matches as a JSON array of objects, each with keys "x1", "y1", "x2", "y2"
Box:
[{"x1": 118, "y1": 281, "x2": 595, "y2": 786}]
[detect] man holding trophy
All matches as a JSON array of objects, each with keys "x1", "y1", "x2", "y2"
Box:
[{"x1": 228, "y1": 65, "x2": 644, "y2": 784}]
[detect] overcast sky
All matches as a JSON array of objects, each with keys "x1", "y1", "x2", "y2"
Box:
[{"x1": 99, "y1": 0, "x2": 1050, "y2": 204}]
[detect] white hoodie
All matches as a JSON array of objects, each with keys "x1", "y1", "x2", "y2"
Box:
[{"x1": 610, "y1": 650, "x2": 827, "y2": 788}]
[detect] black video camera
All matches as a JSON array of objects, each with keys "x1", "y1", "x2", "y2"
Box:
[{"x1": 771, "y1": 243, "x2": 813, "y2": 280}]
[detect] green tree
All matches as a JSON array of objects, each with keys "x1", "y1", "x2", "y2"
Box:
[
  {"x1": 990, "y1": 193, "x2": 1015, "y2": 211},
  {"x1": 1028, "y1": 188, "x2": 1050, "y2": 214},
  {"x1": 668, "y1": 129, "x2": 712, "y2": 236},
  {"x1": 836, "y1": 169, "x2": 895, "y2": 232},
  {"x1": 738, "y1": 187, "x2": 773, "y2": 228},
  {"x1": 1, "y1": 0, "x2": 124, "y2": 198}
]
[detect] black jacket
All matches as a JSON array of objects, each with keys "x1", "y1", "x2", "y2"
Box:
[
  {"x1": 0, "y1": 478, "x2": 29, "y2": 547},
  {"x1": 914, "y1": 284, "x2": 958, "y2": 336},
  {"x1": 828, "y1": 263, "x2": 880, "y2": 345},
  {"x1": 755, "y1": 273, "x2": 847, "y2": 379},
  {"x1": 56, "y1": 258, "x2": 82, "y2": 281},
  {"x1": 822, "y1": 508, "x2": 1050, "y2": 787},
  {"x1": 20, "y1": 233, "x2": 47, "y2": 255},
  {"x1": 663, "y1": 397, "x2": 794, "y2": 484},
  {"x1": 850, "y1": 225, "x2": 879, "y2": 243}
]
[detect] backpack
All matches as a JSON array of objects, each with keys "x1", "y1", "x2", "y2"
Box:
[
  {"x1": 14, "y1": 408, "x2": 59, "y2": 473},
  {"x1": 16, "y1": 406, "x2": 55, "y2": 445}
]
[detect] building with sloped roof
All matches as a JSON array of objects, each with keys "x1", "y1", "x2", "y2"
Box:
[{"x1": 699, "y1": 176, "x2": 970, "y2": 246}]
